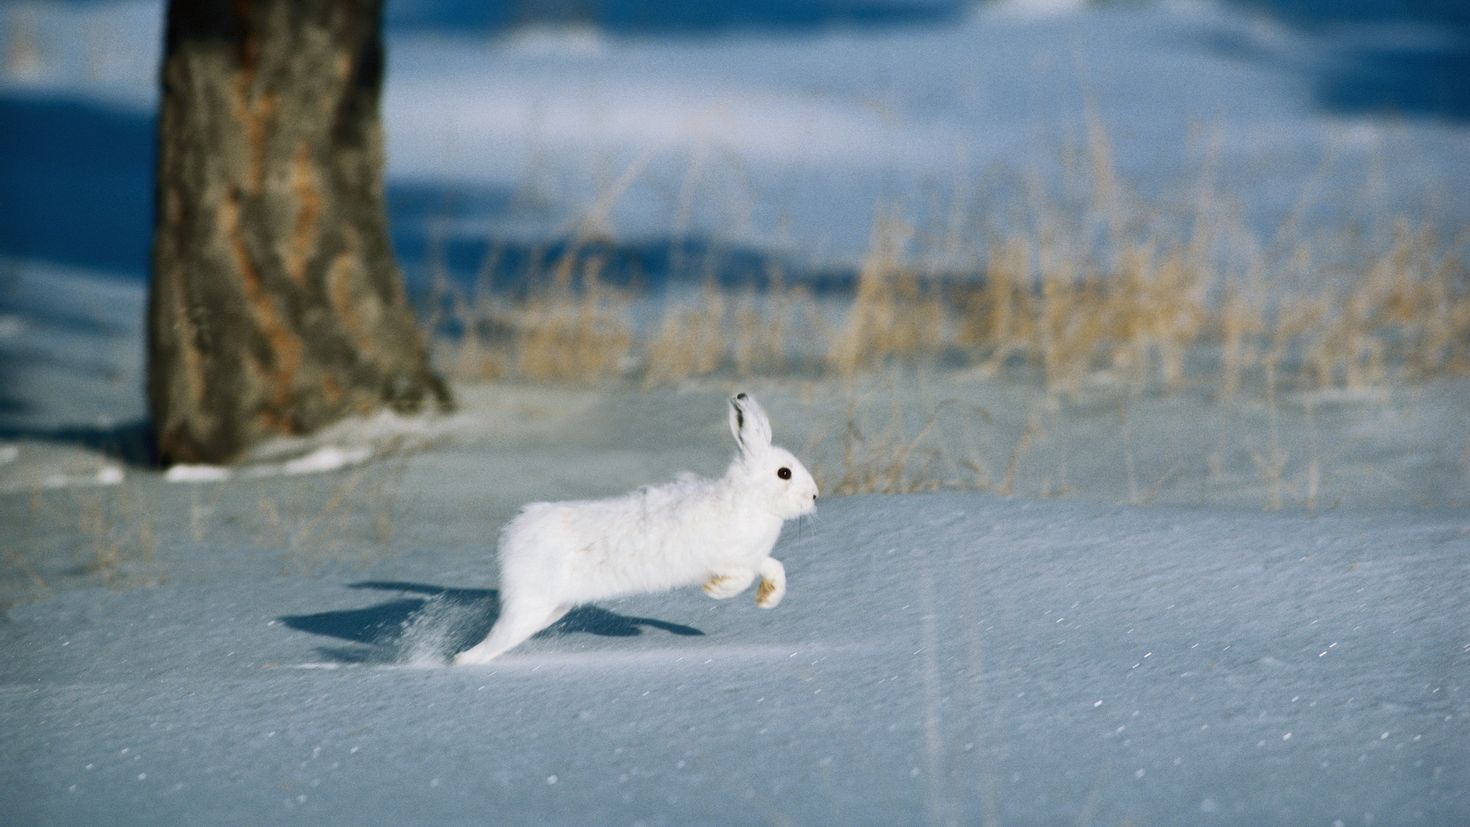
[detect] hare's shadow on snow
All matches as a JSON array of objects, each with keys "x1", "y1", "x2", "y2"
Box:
[{"x1": 278, "y1": 581, "x2": 704, "y2": 664}]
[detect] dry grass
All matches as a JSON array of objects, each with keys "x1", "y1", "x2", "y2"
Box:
[
  {"x1": 1, "y1": 451, "x2": 413, "y2": 606},
  {"x1": 734, "y1": 266, "x2": 819, "y2": 377},
  {"x1": 955, "y1": 237, "x2": 1032, "y2": 364},
  {"x1": 2, "y1": 7, "x2": 43, "y2": 79},
  {"x1": 826, "y1": 400, "x2": 946, "y2": 496},
  {"x1": 43, "y1": 486, "x2": 161, "y2": 588},
  {"x1": 513, "y1": 257, "x2": 635, "y2": 382},
  {"x1": 966, "y1": 238, "x2": 1210, "y2": 397},
  {"x1": 415, "y1": 121, "x2": 1468, "y2": 503},
  {"x1": 642, "y1": 281, "x2": 728, "y2": 385},
  {"x1": 250, "y1": 451, "x2": 409, "y2": 573},
  {"x1": 427, "y1": 247, "x2": 636, "y2": 384},
  {"x1": 425, "y1": 140, "x2": 1466, "y2": 401},
  {"x1": 799, "y1": 371, "x2": 1056, "y2": 498},
  {"x1": 826, "y1": 215, "x2": 948, "y2": 377},
  {"x1": 1301, "y1": 222, "x2": 1470, "y2": 386}
]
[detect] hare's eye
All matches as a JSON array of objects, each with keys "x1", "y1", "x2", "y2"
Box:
[{"x1": 777, "y1": 467, "x2": 792, "y2": 480}]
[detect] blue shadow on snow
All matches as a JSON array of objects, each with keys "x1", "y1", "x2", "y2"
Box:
[
  {"x1": 279, "y1": 580, "x2": 704, "y2": 664},
  {"x1": 386, "y1": 0, "x2": 967, "y2": 37},
  {"x1": 0, "y1": 93, "x2": 155, "y2": 274},
  {"x1": 0, "y1": 420, "x2": 156, "y2": 466}
]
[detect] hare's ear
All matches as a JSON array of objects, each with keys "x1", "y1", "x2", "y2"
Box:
[{"x1": 729, "y1": 393, "x2": 773, "y2": 457}]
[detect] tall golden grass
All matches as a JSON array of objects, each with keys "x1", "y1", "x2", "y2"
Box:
[
  {"x1": 422, "y1": 123, "x2": 1468, "y2": 403},
  {"x1": 410, "y1": 127, "x2": 1468, "y2": 507},
  {"x1": 426, "y1": 220, "x2": 1465, "y2": 398}
]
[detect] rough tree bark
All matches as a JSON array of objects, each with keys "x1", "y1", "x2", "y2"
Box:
[{"x1": 148, "y1": 0, "x2": 449, "y2": 466}]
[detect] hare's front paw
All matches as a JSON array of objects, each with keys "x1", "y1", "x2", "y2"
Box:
[
  {"x1": 703, "y1": 569, "x2": 755, "y2": 599},
  {"x1": 755, "y1": 577, "x2": 785, "y2": 608},
  {"x1": 755, "y1": 558, "x2": 786, "y2": 609}
]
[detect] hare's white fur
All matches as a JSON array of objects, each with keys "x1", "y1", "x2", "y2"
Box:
[{"x1": 454, "y1": 393, "x2": 817, "y2": 664}]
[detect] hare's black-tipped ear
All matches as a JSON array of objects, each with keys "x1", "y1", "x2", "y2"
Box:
[{"x1": 729, "y1": 392, "x2": 773, "y2": 456}]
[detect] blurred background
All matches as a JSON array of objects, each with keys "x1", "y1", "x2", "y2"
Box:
[
  {"x1": 2, "y1": 0, "x2": 1466, "y2": 279},
  {"x1": 1, "y1": 0, "x2": 1467, "y2": 506}
]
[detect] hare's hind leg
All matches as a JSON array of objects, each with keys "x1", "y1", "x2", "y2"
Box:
[
  {"x1": 453, "y1": 597, "x2": 560, "y2": 665},
  {"x1": 544, "y1": 603, "x2": 573, "y2": 629}
]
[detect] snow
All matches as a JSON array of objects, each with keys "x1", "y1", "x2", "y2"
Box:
[
  {"x1": 2, "y1": 492, "x2": 1467, "y2": 824},
  {"x1": 4, "y1": 0, "x2": 1470, "y2": 823},
  {"x1": 5, "y1": 1, "x2": 1466, "y2": 281},
  {"x1": 164, "y1": 447, "x2": 375, "y2": 484},
  {"x1": 160, "y1": 464, "x2": 234, "y2": 484},
  {"x1": 375, "y1": 0, "x2": 1470, "y2": 273},
  {"x1": 3, "y1": 359, "x2": 1467, "y2": 821}
]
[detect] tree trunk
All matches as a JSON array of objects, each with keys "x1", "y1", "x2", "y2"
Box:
[{"x1": 148, "y1": 0, "x2": 449, "y2": 466}]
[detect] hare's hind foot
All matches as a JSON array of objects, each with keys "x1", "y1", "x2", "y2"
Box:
[
  {"x1": 703, "y1": 569, "x2": 755, "y2": 600},
  {"x1": 453, "y1": 600, "x2": 568, "y2": 664}
]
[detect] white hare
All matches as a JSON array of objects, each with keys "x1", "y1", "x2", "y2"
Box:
[{"x1": 453, "y1": 393, "x2": 818, "y2": 664}]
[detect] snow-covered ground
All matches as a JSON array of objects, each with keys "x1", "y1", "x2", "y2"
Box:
[
  {"x1": 3, "y1": 358, "x2": 1467, "y2": 824},
  {"x1": 4, "y1": 485, "x2": 1467, "y2": 824},
  {"x1": 4, "y1": 1, "x2": 1470, "y2": 823}
]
